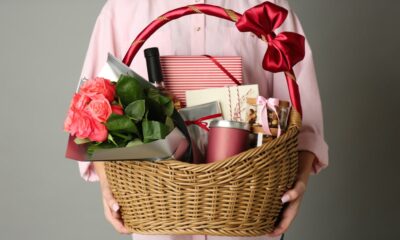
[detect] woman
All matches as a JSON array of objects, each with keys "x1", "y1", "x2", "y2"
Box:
[{"x1": 77, "y1": 0, "x2": 329, "y2": 239}]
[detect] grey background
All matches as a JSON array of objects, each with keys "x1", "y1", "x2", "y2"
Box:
[{"x1": 0, "y1": 0, "x2": 399, "y2": 239}]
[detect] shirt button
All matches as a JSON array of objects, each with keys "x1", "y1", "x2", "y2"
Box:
[{"x1": 195, "y1": 27, "x2": 201, "y2": 31}]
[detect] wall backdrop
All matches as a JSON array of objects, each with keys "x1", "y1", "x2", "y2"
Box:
[{"x1": 0, "y1": 0, "x2": 399, "y2": 239}]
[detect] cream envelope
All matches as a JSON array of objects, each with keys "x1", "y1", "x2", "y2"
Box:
[{"x1": 186, "y1": 84, "x2": 259, "y2": 122}]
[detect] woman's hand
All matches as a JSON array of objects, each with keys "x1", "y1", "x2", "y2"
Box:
[
  {"x1": 267, "y1": 151, "x2": 315, "y2": 237},
  {"x1": 93, "y1": 162, "x2": 130, "y2": 235}
]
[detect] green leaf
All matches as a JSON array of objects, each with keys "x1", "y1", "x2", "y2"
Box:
[
  {"x1": 116, "y1": 75, "x2": 145, "y2": 106},
  {"x1": 111, "y1": 132, "x2": 134, "y2": 142},
  {"x1": 125, "y1": 99, "x2": 146, "y2": 121},
  {"x1": 144, "y1": 88, "x2": 175, "y2": 118},
  {"x1": 145, "y1": 98, "x2": 165, "y2": 122},
  {"x1": 74, "y1": 137, "x2": 91, "y2": 145},
  {"x1": 126, "y1": 139, "x2": 143, "y2": 148},
  {"x1": 165, "y1": 116, "x2": 175, "y2": 132},
  {"x1": 106, "y1": 113, "x2": 139, "y2": 135},
  {"x1": 158, "y1": 94, "x2": 170, "y2": 105},
  {"x1": 87, "y1": 144, "x2": 99, "y2": 157},
  {"x1": 107, "y1": 134, "x2": 118, "y2": 147},
  {"x1": 87, "y1": 142, "x2": 114, "y2": 156},
  {"x1": 164, "y1": 100, "x2": 174, "y2": 117},
  {"x1": 144, "y1": 110, "x2": 149, "y2": 120},
  {"x1": 147, "y1": 88, "x2": 161, "y2": 103},
  {"x1": 157, "y1": 94, "x2": 174, "y2": 117},
  {"x1": 142, "y1": 120, "x2": 168, "y2": 143}
]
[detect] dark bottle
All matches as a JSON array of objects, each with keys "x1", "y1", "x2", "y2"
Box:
[{"x1": 144, "y1": 47, "x2": 181, "y2": 109}]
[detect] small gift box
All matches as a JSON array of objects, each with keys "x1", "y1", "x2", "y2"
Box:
[
  {"x1": 178, "y1": 101, "x2": 223, "y2": 163},
  {"x1": 160, "y1": 55, "x2": 243, "y2": 107},
  {"x1": 249, "y1": 96, "x2": 291, "y2": 146},
  {"x1": 185, "y1": 84, "x2": 259, "y2": 123}
]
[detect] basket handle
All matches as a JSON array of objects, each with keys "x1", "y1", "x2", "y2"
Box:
[{"x1": 122, "y1": 2, "x2": 304, "y2": 126}]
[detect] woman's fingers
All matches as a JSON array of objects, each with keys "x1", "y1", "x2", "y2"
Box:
[
  {"x1": 281, "y1": 180, "x2": 306, "y2": 203},
  {"x1": 93, "y1": 162, "x2": 129, "y2": 234},
  {"x1": 268, "y1": 197, "x2": 301, "y2": 237},
  {"x1": 101, "y1": 185, "x2": 129, "y2": 234},
  {"x1": 101, "y1": 185, "x2": 121, "y2": 219},
  {"x1": 267, "y1": 180, "x2": 307, "y2": 237},
  {"x1": 102, "y1": 198, "x2": 130, "y2": 234},
  {"x1": 266, "y1": 151, "x2": 314, "y2": 237}
]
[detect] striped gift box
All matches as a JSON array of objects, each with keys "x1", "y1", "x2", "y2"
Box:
[{"x1": 160, "y1": 56, "x2": 243, "y2": 107}]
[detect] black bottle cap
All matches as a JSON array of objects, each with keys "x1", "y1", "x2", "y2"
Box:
[
  {"x1": 144, "y1": 47, "x2": 160, "y2": 58},
  {"x1": 144, "y1": 47, "x2": 163, "y2": 84}
]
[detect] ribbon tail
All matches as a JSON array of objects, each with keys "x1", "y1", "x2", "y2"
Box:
[{"x1": 257, "y1": 96, "x2": 272, "y2": 136}]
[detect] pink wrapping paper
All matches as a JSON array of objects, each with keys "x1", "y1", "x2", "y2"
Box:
[{"x1": 160, "y1": 56, "x2": 243, "y2": 107}]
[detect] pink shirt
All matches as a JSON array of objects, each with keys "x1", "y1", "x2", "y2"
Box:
[{"x1": 77, "y1": 0, "x2": 329, "y2": 239}]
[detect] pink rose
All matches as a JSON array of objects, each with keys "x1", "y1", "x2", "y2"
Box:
[
  {"x1": 63, "y1": 110, "x2": 74, "y2": 133},
  {"x1": 111, "y1": 104, "x2": 124, "y2": 115},
  {"x1": 64, "y1": 93, "x2": 108, "y2": 142},
  {"x1": 64, "y1": 110, "x2": 108, "y2": 142},
  {"x1": 64, "y1": 93, "x2": 91, "y2": 133},
  {"x1": 79, "y1": 77, "x2": 116, "y2": 102},
  {"x1": 86, "y1": 95, "x2": 112, "y2": 122},
  {"x1": 64, "y1": 110, "x2": 93, "y2": 139},
  {"x1": 69, "y1": 93, "x2": 91, "y2": 111},
  {"x1": 88, "y1": 120, "x2": 108, "y2": 142}
]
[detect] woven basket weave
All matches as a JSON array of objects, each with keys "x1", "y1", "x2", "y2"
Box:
[{"x1": 104, "y1": 3, "x2": 303, "y2": 236}]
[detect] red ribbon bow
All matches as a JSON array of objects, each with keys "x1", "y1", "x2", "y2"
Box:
[
  {"x1": 184, "y1": 113, "x2": 223, "y2": 132},
  {"x1": 236, "y1": 2, "x2": 305, "y2": 72}
]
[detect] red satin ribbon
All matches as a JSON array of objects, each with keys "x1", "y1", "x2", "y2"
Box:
[
  {"x1": 285, "y1": 70, "x2": 302, "y2": 115},
  {"x1": 203, "y1": 55, "x2": 242, "y2": 86},
  {"x1": 235, "y1": 2, "x2": 305, "y2": 73},
  {"x1": 184, "y1": 113, "x2": 223, "y2": 131}
]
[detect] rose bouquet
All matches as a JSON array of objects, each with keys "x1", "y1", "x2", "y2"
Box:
[{"x1": 64, "y1": 75, "x2": 176, "y2": 156}]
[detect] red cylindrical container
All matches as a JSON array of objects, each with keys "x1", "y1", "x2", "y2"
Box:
[{"x1": 206, "y1": 120, "x2": 251, "y2": 163}]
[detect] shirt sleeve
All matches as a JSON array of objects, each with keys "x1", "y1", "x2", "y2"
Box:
[
  {"x1": 272, "y1": 1, "x2": 329, "y2": 174},
  {"x1": 77, "y1": 3, "x2": 120, "y2": 182}
]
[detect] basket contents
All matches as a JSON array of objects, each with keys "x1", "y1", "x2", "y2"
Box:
[
  {"x1": 206, "y1": 120, "x2": 251, "y2": 163},
  {"x1": 176, "y1": 96, "x2": 292, "y2": 162},
  {"x1": 65, "y1": 47, "x2": 294, "y2": 163},
  {"x1": 178, "y1": 101, "x2": 223, "y2": 163},
  {"x1": 164, "y1": 54, "x2": 293, "y2": 163}
]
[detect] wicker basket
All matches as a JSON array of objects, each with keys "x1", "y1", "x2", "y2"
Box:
[{"x1": 104, "y1": 2, "x2": 304, "y2": 237}]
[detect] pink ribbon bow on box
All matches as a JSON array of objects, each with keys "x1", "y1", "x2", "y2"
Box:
[{"x1": 257, "y1": 96, "x2": 282, "y2": 137}]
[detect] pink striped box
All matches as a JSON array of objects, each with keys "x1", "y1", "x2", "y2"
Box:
[{"x1": 160, "y1": 56, "x2": 243, "y2": 107}]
